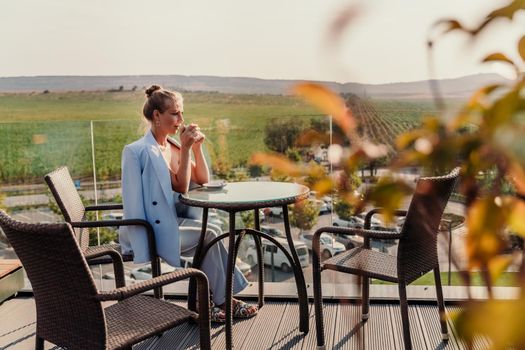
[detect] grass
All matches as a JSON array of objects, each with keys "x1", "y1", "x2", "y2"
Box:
[
  {"x1": 372, "y1": 271, "x2": 519, "y2": 287},
  {"x1": 0, "y1": 91, "x2": 435, "y2": 184}
]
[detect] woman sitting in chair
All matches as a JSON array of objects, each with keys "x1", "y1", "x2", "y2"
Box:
[{"x1": 119, "y1": 85, "x2": 257, "y2": 322}]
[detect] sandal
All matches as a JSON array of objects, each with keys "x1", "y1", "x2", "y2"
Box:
[
  {"x1": 232, "y1": 300, "x2": 258, "y2": 319},
  {"x1": 210, "y1": 305, "x2": 226, "y2": 323}
]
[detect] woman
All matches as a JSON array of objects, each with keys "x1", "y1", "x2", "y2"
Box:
[{"x1": 119, "y1": 85, "x2": 257, "y2": 322}]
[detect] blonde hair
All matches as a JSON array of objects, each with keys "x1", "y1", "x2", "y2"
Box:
[{"x1": 142, "y1": 85, "x2": 183, "y2": 121}]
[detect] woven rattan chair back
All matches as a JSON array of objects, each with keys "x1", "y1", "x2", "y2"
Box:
[
  {"x1": 396, "y1": 168, "x2": 459, "y2": 283},
  {"x1": 45, "y1": 166, "x2": 89, "y2": 250},
  {"x1": 0, "y1": 210, "x2": 106, "y2": 348}
]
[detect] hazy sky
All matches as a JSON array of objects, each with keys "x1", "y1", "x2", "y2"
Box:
[{"x1": 1, "y1": 0, "x2": 523, "y2": 84}]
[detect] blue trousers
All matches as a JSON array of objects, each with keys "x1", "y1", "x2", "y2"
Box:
[{"x1": 179, "y1": 219, "x2": 249, "y2": 305}]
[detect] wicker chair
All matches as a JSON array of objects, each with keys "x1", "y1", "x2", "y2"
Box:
[
  {"x1": 0, "y1": 210, "x2": 211, "y2": 350},
  {"x1": 44, "y1": 166, "x2": 163, "y2": 298},
  {"x1": 312, "y1": 167, "x2": 460, "y2": 350}
]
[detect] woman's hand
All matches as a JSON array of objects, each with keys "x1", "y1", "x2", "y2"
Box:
[
  {"x1": 192, "y1": 125, "x2": 205, "y2": 150},
  {"x1": 180, "y1": 123, "x2": 205, "y2": 150},
  {"x1": 179, "y1": 123, "x2": 201, "y2": 149}
]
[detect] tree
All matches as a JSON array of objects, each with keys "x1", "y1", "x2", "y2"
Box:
[
  {"x1": 264, "y1": 118, "x2": 305, "y2": 153},
  {"x1": 334, "y1": 200, "x2": 353, "y2": 221},
  {"x1": 290, "y1": 199, "x2": 318, "y2": 233},
  {"x1": 240, "y1": 211, "x2": 255, "y2": 229}
]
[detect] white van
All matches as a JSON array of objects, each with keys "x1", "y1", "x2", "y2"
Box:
[{"x1": 244, "y1": 237, "x2": 309, "y2": 272}]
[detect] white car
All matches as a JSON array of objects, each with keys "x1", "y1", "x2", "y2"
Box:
[
  {"x1": 101, "y1": 212, "x2": 123, "y2": 221},
  {"x1": 244, "y1": 237, "x2": 310, "y2": 272},
  {"x1": 130, "y1": 262, "x2": 177, "y2": 280},
  {"x1": 102, "y1": 272, "x2": 136, "y2": 285},
  {"x1": 180, "y1": 255, "x2": 252, "y2": 277},
  {"x1": 260, "y1": 225, "x2": 285, "y2": 239},
  {"x1": 356, "y1": 212, "x2": 382, "y2": 227},
  {"x1": 299, "y1": 232, "x2": 346, "y2": 260},
  {"x1": 310, "y1": 191, "x2": 332, "y2": 213},
  {"x1": 265, "y1": 206, "x2": 284, "y2": 218},
  {"x1": 332, "y1": 216, "x2": 365, "y2": 229}
]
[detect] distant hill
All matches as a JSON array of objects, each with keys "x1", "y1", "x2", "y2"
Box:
[{"x1": 0, "y1": 73, "x2": 509, "y2": 99}]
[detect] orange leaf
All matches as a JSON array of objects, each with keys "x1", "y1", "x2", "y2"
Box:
[
  {"x1": 519, "y1": 35, "x2": 525, "y2": 62},
  {"x1": 250, "y1": 152, "x2": 302, "y2": 176},
  {"x1": 506, "y1": 195, "x2": 525, "y2": 237},
  {"x1": 508, "y1": 162, "x2": 525, "y2": 197},
  {"x1": 293, "y1": 83, "x2": 355, "y2": 135},
  {"x1": 487, "y1": 255, "x2": 512, "y2": 283},
  {"x1": 488, "y1": 0, "x2": 525, "y2": 20},
  {"x1": 433, "y1": 19, "x2": 464, "y2": 35},
  {"x1": 482, "y1": 53, "x2": 517, "y2": 68},
  {"x1": 326, "y1": 4, "x2": 360, "y2": 47}
]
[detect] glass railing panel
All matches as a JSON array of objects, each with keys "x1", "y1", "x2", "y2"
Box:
[
  {"x1": 1, "y1": 103, "x2": 520, "y2": 296},
  {"x1": 0, "y1": 120, "x2": 94, "y2": 290}
]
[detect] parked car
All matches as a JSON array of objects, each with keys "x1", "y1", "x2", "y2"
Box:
[
  {"x1": 299, "y1": 232, "x2": 346, "y2": 260},
  {"x1": 101, "y1": 212, "x2": 123, "y2": 229},
  {"x1": 265, "y1": 206, "x2": 284, "y2": 218},
  {"x1": 260, "y1": 225, "x2": 285, "y2": 239},
  {"x1": 244, "y1": 237, "x2": 309, "y2": 272},
  {"x1": 314, "y1": 199, "x2": 329, "y2": 214},
  {"x1": 331, "y1": 231, "x2": 364, "y2": 250},
  {"x1": 332, "y1": 216, "x2": 365, "y2": 229},
  {"x1": 356, "y1": 212, "x2": 400, "y2": 231},
  {"x1": 310, "y1": 191, "x2": 332, "y2": 212},
  {"x1": 356, "y1": 212, "x2": 382, "y2": 227},
  {"x1": 241, "y1": 225, "x2": 285, "y2": 250},
  {"x1": 101, "y1": 212, "x2": 123, "y2": 221},
  {"x1": 130, "y1": 262, "x2": 177, "y2": 280},
  {"x1": 102, "y1": 272, "x2": 136, "y2": 285},
  {"x1": 180, "y1": 255, "x2": 252, "y2": 278}
]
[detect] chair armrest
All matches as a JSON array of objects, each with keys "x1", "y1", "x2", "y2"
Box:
[
  {"x1": 95, "y1": 268, "x2": 208, "y2": 301},
  {"x1": 71, "y1": 219, "x2": 158, "y2": 267},
  {"x1": 85, "y1": 203, "x2": 123, "y2": 211},
  {"x1": 314, "y1": 226, "x2": 401, "y2": 242},
  {"x1": 85, "y1": 246, "x2": 126, "y2": 288},
  {"x1": 364, "y1": 208, "x2": 407, "y2": 229}
]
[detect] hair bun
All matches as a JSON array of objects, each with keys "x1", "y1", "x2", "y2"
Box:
[{"x1": 145, "y1": 85, "x2": 162, "y2": 97}]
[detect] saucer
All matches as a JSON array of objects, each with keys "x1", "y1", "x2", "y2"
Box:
[{"x1": 203, "y1": 180, "x2": 226, "y2": 189}]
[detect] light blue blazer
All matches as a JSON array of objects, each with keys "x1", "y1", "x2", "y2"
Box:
[{"x1": 119, "y1": 129, "x2": 183, "y2": 267}]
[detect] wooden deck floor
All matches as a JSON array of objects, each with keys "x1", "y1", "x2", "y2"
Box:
[{"x1": 0, "y1": 296, "x2": 489, "y2": 350}]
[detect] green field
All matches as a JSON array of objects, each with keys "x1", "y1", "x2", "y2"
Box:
[{"x1": 0, "y1": 91, "x2": 435, "y2": 184}]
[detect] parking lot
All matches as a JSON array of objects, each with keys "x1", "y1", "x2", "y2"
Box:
[{"x1": 2, "y1": 196, "x2": 468, "y2": 286}]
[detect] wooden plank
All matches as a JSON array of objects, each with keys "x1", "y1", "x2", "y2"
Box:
[
  {"x1": 417, "y1": 305, "x2": 458, "y2": 350},
  {"x1": 0, "y1": 259, "x2": 22, "y2": 279},
  {"x1": 388, "y1": 303, "x2": 427, "y2": 349},
  {"x1": 334, "y1": 301, "x2": 365, "y2": 349},
  {"x1": 235, "y1": 301, "x2": 286, "y2": 350},
  {"x1": 0, "y1": 297, "x2": 476, "y2": 350},
  {"x1": 446, "y1": 305, "x2": 491, "y2": 350},
  {"x1": 271, "y1": 301, "x2": 311, "y2": 349},
  {"x1": 301, "y1": 302, "x2": 338, "y2": 350},
  {"x1": 365, "y1": 304, "x2": 396, "y2": 350}
]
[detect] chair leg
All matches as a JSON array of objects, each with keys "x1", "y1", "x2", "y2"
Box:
[
  {"x1": 312, "y1": 247, "x2": 326, "y2": 349},
  {"x1": 362, "y1": 276, "x2": 370, "y2": 320},
  {"x1": 152, "y1": 257, "x2": 163, "y2": 299},
  {"x1": 398, "y1": 283, "x2": 412, "y2": 350},
  {"x1": 35, "y1": 335, "x2": 44, "y2": 350},
  {"x1": 433, "y1": 267, "x2": 449, "y2": 340}
]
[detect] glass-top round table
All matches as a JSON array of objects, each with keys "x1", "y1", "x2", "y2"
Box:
[
  {"x1": 179, "y1": 181, "x2": 310, "y2": 349},
  {"x1": 179, "y1": 181, "x2": 309, "y2": 210}
]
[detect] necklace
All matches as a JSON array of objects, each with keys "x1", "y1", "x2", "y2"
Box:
[{"x1": 158, "y1": 143, "x2": 168, "y2": 151}]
